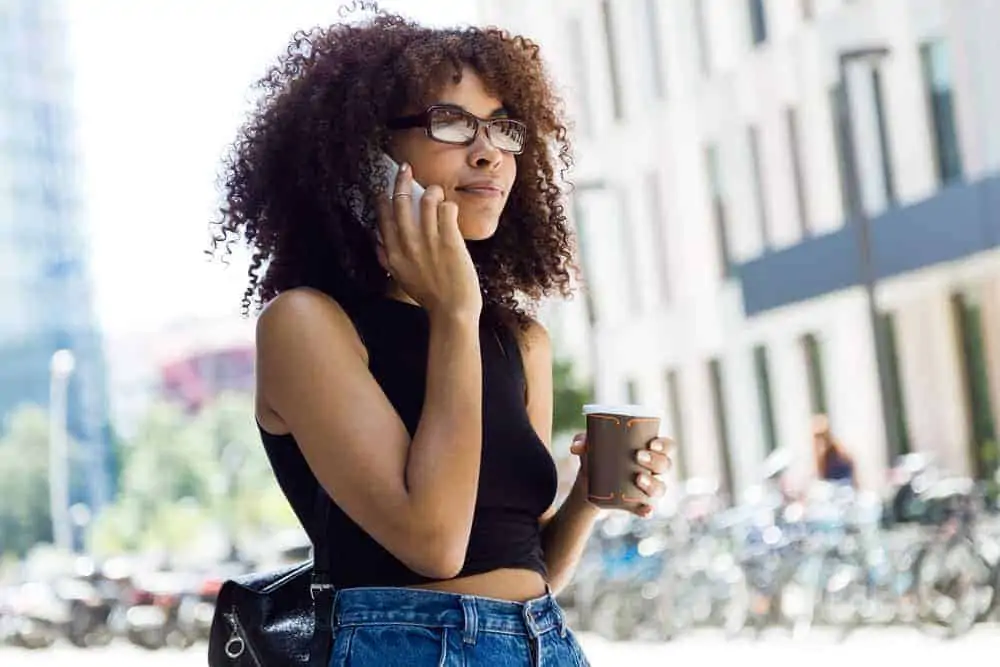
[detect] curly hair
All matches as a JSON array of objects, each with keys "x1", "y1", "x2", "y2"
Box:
[{"x1": 207, "y1": 2, "x2": 576, "y2": 328}]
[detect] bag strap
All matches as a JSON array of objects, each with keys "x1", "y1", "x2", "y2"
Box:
[{"x1": 309, "y1": 484, "x2": 334, "y2": 667}]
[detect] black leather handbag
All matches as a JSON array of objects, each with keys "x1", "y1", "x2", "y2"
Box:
[{"x1": 208, "y1": 488, "x2": 334, "y2": 667}]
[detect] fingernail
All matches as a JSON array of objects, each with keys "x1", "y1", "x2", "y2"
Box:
[
  {"x1": 637, "y1": 450, "x2": 651, "y2": 464},
  {"x1": 400, "y1": 162, "x2": 410, "y2": 173},
  {"x1": 649, "y1": 440, "x2": 664, "y2": 453},
  {"x1": 637, "y1": 474, "x2": 651, "y2": 488}
]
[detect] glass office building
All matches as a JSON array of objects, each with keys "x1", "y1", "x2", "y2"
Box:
[{"x1": 0, "y1": 0, "x2": 113, "y2": 514}]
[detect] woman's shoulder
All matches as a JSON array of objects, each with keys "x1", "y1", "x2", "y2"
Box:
[
  {"x1": 256, "y1": 287, "x2": 366, "y2": 358},
  {"x1": 509, "y1": 316, "x2": 550, "y2": 361}
]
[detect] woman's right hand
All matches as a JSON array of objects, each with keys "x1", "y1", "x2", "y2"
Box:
[{"x1": 375, "y1": 162, "x2": 482, "y2": 321}]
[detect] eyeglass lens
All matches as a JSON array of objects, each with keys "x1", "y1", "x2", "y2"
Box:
[{"x1": 428, "y1": 108, "x2": 525, "y2": 153}]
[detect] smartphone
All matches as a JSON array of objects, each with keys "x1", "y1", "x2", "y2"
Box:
[{"x1": 381, "y1": 152, "x2": 425, "y2": 222}]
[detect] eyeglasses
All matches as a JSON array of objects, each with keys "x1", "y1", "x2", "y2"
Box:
[{"x1": 387, "y1": 105, "x2": 527, "y2": 155}]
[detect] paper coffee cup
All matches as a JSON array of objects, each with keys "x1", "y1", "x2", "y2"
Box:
[{"x1": 582, "y1": 404, "x2": 662, "y2": 508}]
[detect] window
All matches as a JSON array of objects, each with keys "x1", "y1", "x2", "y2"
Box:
[
  {"x1": 646, "y1": 170, "x2": 671, "y2": 303},
  {"x1": 748, "y1": 0, "x2": 768, "y2": 46},
  {"x1": 786, "y1": 107, "x2": 810, "y2": 236},
  {"x1": 567, "y1": 18, "x2": 593, "y2": 136},
  {"x1": 705, "y1": 144, "x2": 733, "y2": 277},
  {"x1": 600, "y1": 0, "x2": 624, "y2": 120},
  {"x1": 748, "y1": 125, "x2": 771, "y2": 250},
  {"x1": 665, "y1": 370, "x2": 687, "y2": 479},
  {"x1": 619, "y1": 194, "x2": 644, "y2": 314},
  {"x1": 921, "y1": 40, "x2": 964, "y2": 184},
  {"x1": 708, "y1": 359, "x2": 735, "y2": 500},
  {"x1": 871, "y1": 67, "x2": 896, "y2": 206},
  {"x1": 801, "y1": 333, "x2": 828, "y2": 416},
  {"x1": 693, "y1": 0, "x2": 712, "y2": 75},
  {"x1": 643, "y1": 0, "x2": 667, "y2": 99},
  {"x1": 880, "y1": 313, "x2": 911, "y2": 458},
  {"x1": 829, "y1": 83, "x2": 853, "y2": 218},
  {"x1": 570, "y1": 196, "x2": 598, "y2": 326},
  {"x1": 626, "y1": 378, "x2": 640, "y2": 404},
  {"x1": 951, "y1": 294, "x2": 997, "y2": 480},
  {"x1": 754, "y1": 345, "x2": 779, "y2": 455}
]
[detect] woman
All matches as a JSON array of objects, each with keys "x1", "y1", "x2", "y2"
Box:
[
  {"x1": 208, "y1": 7, "x2": 671, "y2": 666},
  {"x1": 812, "y1": 414, "x2": 857, "y2": 488}
]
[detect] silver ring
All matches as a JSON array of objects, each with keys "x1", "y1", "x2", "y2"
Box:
[{"x1": 390, "y1": 192, "x2": 412, "y2": 200}]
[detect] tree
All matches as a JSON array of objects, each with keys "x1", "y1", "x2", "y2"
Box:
[
  {"x1": 0, "y1": 407, "x2": 56, "y2": 557},
  {"x1": 551, "y1": 357, "x2": 593, "y2": 440},
  {"x1": 88, "y1": 392, "x2": 297, "y2": 559}
]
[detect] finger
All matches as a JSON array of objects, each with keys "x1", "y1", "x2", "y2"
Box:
[
  {"x1": 375, "y1": 195, "x2": 399, "y2": 259},
  {"x1": 376, "y1": 243, "x2": 390, "y2": 273},
  {"x1": 391, "y1": 163, "x2": 419, "y2": 245},
  {"x1": 631, "y1": 504, "x2": 654, "y2": 519},
  {"x1": 635, "y1": 449, "x2": 670, "y2": 475},
  {"x1": 647, "y1": 437, "x2": 673, "y2": 454},
  {"x1": 437, "y1": 199, "x2": 459, "y2": 237},
  {"x1": 635, "y1": 473, "x2": 666, "y2": 500},
  {"x1": 569, "y1": 433, "x2": 587, "y2": 456}
]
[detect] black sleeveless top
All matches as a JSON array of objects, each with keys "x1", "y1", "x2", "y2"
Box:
[{"x1": 259, "y1": 297, "x2": 559, "y2": 588}]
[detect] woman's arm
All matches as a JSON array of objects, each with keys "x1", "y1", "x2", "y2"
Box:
[
  {"x1": 516, "y1": 320, "x2": 599, "y2": 595},
  {"x1": 256, "y1": 288, "x2": 482, "y2": 579}
]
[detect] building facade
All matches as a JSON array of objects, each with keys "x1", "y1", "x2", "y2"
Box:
[
  {"x1": 0, "y1": 0, "x2": 113, "y2": 509},
  {"x1": 478, "y1": 0, "x2": 1000, "y2": 501}
]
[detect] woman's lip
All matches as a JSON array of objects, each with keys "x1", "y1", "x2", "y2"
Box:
[{"x1": 456, "y1": 186, "x2": 503, "y2": 196}]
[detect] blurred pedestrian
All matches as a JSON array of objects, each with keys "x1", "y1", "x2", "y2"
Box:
[
  {"x1": 208, "y1": 4, "x2": 669, "y2": 665},
  {"x1": 811, "y1": 414, "x2": 857, "y2": 488}
]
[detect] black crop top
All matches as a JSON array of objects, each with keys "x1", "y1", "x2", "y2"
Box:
[{"x1": 259, "y1": 297, "x2": 559, "y2": 588}]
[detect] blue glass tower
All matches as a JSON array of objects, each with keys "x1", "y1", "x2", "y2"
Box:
[{"x1": 0, "y1": 0, "x2": 113, "y2": 514}]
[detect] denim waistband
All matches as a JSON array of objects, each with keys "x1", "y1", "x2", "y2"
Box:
[{"x1": 331, "y1": 585, "x2": 568, "y2": 642}]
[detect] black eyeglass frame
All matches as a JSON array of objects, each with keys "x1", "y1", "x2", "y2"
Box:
[{"x1": 386, "y1": 105, "x2": 527, "y2": 155}]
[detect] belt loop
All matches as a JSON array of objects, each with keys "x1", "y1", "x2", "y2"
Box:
[
  {"x1": 460, "y1": 595, "x2": 478, "y2": 646},
  {"x1": 521, "y1": 603, "x2": 540, "y2": 639},
  {"x1": 544, "y1": 584, "x2": 567, "y2": 638},
  {"x1": 330, "y1": 589, "x2": 340, "y2": 630}
]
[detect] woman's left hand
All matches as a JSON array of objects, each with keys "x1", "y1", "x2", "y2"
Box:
[{"x1": 569, "y1": 433, "x2": 673, "y2": 518}]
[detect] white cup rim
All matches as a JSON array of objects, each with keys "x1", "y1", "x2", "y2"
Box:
[{"x1": 582, "y1": 404, "x2": 661, "y2": 419}]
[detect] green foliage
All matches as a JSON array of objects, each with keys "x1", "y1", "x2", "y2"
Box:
[
  {"x1": 552, "y1": 357, "x2": 592, "y2": 438},
  {"x1": 86, "y1": 392, "x2": 297, "y2": 559},
  {"x1": 0, "y1": 407, "x2": 55, "y2": 557},
  {"x1": 7, "y1": 358, "x2": 595, "y2": 560}
]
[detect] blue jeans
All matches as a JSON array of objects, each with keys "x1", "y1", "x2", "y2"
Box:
[{"x1": 327, "y1": 586, "x2": 590, "y2": 666}]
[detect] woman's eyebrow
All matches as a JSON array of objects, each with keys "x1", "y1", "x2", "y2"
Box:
[{"x1": 434, "y1": 102, "x2": 509, "y2": 118}]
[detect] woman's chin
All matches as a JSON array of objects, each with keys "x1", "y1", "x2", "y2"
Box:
[{"x1": 459, "y1": 219, "x2": 500, "y2": 241}]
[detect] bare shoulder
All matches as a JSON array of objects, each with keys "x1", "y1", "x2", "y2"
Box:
[
  {"x1": 513, "y1": 316, "x2": 551, "y2": 360},
  {"x1": 255, "y1": 287, "x2": 367, "y2": 430},
  {"x1": 257, "y1": 288, "x2": 367, "y2": 359}
]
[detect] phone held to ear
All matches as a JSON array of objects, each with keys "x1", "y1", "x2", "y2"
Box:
[{"x1": 381, "y1": 152, "x2": 425, "y2": 222}]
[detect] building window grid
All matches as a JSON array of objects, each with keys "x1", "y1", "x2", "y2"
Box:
[
  {"x1": 642, "y1": 0, "x2": 667, "y2": 99},
  {"x1": 706, "y1": 144, "x2": 733, "y2": 278},
  {"x1": 921, "y1": 40, "x2": 964, "y2": 185},
  {"x1": 600, "y1": 0, "x2": 624, "y2": 120},
  {"x1": 786, "y1": 107, "x2": 811, "y2": 236},
  {"x1": 754, "y1": 345, "x2": 780, "y2": 455},
  {"x1": 748, "y1": 0, "x2": 768, "y2": 46},
  {"x1": 748, "y1": 125, "x2": 771, "y2": 251}
]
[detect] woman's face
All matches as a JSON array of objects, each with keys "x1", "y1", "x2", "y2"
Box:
[{"x1": 388, "y1": 67, "x2": 518, "y2": 241}]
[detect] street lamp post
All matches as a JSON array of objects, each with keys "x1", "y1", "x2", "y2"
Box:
[
  {"x1": 836, "y1": 47, "x2": 901, "y2": 464},
  {"x1": 49, "y1": 348, "x2": 76, "y2": 553}
]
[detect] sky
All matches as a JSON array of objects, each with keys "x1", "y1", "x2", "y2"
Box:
[{"x1": 64, "y1": 0, "x2": 480, "y2": 336}]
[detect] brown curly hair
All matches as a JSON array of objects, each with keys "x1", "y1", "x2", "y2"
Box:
[{"x1": 208, "y1": 3, "x2": 576, "y2": 327}]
